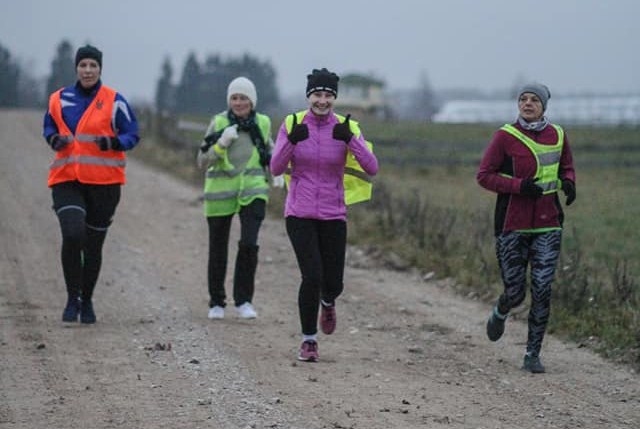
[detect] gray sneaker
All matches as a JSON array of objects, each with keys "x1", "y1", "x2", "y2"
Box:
[
  {"x1": 236, "y1": 302, "x2": 257, "y2": 319},
  {"x1": 208, "y1": 306, "x2": 224, "y2": 319},
  {"x1": 522, "y1": 353, "x2": 546, "y2": 373}
]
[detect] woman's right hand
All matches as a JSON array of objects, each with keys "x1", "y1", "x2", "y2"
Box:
[
  {"x1": 520, "y1": 178, "x2": 543, "y2": 197},
  {"x1": 287, "y1": 114, "x2": 308, "y2": 144}
]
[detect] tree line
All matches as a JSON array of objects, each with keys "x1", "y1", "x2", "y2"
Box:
[
  {"x1": 0, "y1": 39, "x2": 280, "y2": 116},
  {"x1": 0, "y1": 42, "x2": 42, "y2": 107},
  {"x1": 1, "y1": 39, "x2": 438, "y2": 120},
  {"x1": 156, "y1": 51, "x2": 279, "y2": 116}
]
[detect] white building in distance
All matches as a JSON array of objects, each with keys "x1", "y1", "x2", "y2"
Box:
[{"x1": 433, "y1": 95, "x2": 640, "y2": 126}]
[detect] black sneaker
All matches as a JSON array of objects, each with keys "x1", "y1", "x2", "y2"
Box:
[
  {"x1": 62, "y1": 297, "x2": 80, "y2": 322},
  {"x1": 486, "y1": 307, "x2": 507, "y2": 341},
  {"x1": 522, "y1": 353, "x2": 546, "y2": 373},
  {"x1": 80, "y1": 299, "x2": 96, "y2": 324}
]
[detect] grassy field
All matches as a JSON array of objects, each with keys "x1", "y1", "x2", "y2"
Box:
[
  {"x1": 352, "y1": 120, "x2": 640, "y2": 366},
  {"x1": 358, "y1": 121, "x2": 640, "y2": 267},
  {"x1": 134, "y1": 115, "x2": 640, "y2": 367}
]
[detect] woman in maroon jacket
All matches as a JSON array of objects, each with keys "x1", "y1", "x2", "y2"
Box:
[{"x1": 477, "y1": 83, "x2": 576, "y2": 373}]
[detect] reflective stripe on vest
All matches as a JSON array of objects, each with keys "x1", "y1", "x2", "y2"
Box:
[
  {"x1": 207, "y1": 168, "x2": 264, "y2": 178},
  {"x1": 500, "y1": 124, "x2": 564, "y2": 194},
  {"x1": 284, "y1": 111, "x2": 374, "y2": 205},
  {"x1": 50, "y1": 155, "x2": 126, "y2": 169},
  {"x1": 47, "y1": 85, "x2": 125, "y2": 186},
  {"x1": 204, "y1": 185, "x2": 269, "y2": 202}
]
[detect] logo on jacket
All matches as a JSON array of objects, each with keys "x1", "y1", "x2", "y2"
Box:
[{"x1": 96, "y1": 99, "x2": 103, "y2": 110}]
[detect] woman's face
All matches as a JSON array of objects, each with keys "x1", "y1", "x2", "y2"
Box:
[
  {"x1": 308, "y1": 91, "x2": 335, "y2": 116},
  {"x1": 76, "y1": 59, "x2": 101, "y2": 89},
  {"x1": 518, "y1": 92, "x2": 544, "y2": 122},
  {"x1": 229, "y1": 94, "x2": 253, "y2": 119}
]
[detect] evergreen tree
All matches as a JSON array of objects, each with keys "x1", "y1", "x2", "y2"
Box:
[
  {"x1": 200, "y1": 54, "x2": 231, "y2": 114},
  {"x1": 409, "y1": 70, "x2": 439, "y2": 121},
  {"x1": 172, "y1": 51, "x2": 280, "y2": 115},
  {"x1": 0, "y1": 43, "x2": 19, "y2": 106},
  {"x1": 45, "y1": 40, "x2": 76, "y2": 99},
  {"x1": 175, "y1": 52, "x2": 201, "y2": 114},
  {"x1": 231, "y1": 53, "x2": 279, "y2": 112},
  {"x1": 155, "y1": 56, "x2": 174, "y2": 114},
  {"x1": 16, "y1": 59, "x2": 43, "y2": 108}
]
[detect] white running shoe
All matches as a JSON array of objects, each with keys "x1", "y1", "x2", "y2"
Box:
[
  {"x1": 208, "y1": 306, "x2": 224, "y2": 319},
  {"x1": 236, "y1": 302, "x2": 257, "y2": 319}
]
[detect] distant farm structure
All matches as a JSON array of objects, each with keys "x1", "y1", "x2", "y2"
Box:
[
  {"x1": 433, "y1": 95, "x2": 640, "y2": 126},
  {"x1": 334, "y1": 74, "x2": 391, "y2": 120}
]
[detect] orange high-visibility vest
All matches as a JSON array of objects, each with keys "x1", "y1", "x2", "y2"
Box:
[{"x1": 47, "y1": 85, "x2": 126, "y2": 187}]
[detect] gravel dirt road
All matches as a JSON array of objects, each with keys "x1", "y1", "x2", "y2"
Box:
[{"x1": 1, "y1": 109, "x2": 638, "y2": 428}]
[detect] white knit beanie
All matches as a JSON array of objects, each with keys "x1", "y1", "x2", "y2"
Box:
[{"x1": 227, "y1": 77, "x2": 257, "y2": 108}]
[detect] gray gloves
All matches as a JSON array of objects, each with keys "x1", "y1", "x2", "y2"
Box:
[
  {"x1": 218, "y1": 124, "x2": 238, "y2": 148},
  {"x1": 197, "y1": 125, "x2": 239, "y2": 169},
  {"x1": 271, "y1": 175, "x2": 285, "y2": 188}
]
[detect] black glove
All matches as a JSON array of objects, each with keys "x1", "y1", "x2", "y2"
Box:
[
  {"x1": 96, "y1": 136, "x2": 122, "y2": 151},
  {"x1": 520, "y1": 178, "x2": 543, "y2": 198},
  {"x1": 201, "y1": 131, "x2": 222, "y2": 152},
  {"x1": 287, "y1": 114, "x2": 308, "y2": 144},
  {"x1": 332, "y1": 114, "x2": 354, "y2": 144},
  {"x1": 47, "y1": 133, "x2": 69, "y2": 151},
  {"x1": 561, "y1": 179, "x2": 576, "y2": 206}
]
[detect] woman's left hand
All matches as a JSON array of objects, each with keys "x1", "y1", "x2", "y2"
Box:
[{"x1": 332, "y1": 114, "x2": 353, "y2": 144}]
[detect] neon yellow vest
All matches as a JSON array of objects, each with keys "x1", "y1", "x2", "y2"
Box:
[
  {"x1": 500, "y1": 124, "x2": 564, "y2": 194},
  {"x1": 284, "y1": 111, "x2": 374, "y2": 205},
  {"x1": 203, "y1": 113, "x2": 271, "y2": 216}
]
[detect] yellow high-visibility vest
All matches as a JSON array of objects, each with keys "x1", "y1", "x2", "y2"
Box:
[
  {"x1": 284, "y1": 111, "x2": 374, "y2": 205},
  {"x1": 500, "y1": 124, "x2": 564, "y2": 194}
]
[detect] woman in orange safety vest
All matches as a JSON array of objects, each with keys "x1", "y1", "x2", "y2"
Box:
[{"x1": 42, "y1": 45, "x2": 140, "y2": 324}]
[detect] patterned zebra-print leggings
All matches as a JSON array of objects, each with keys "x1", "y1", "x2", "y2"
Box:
[{"x1": 495, "y1": 230, "x2": 562, "y2": 356}]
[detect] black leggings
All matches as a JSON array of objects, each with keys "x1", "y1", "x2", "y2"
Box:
[
  {"x1": 286, "y1": 216, "x2": 346, "y2": 335},
  {"x1": 495, "y1": 230, "x2": 562, "y2": 355},
  {"x1": 51, "y1": 181, "x2": 121, "y2": 301},
  {"x1": 207, "y1": 199, "x2": 265, "y2": 307}
]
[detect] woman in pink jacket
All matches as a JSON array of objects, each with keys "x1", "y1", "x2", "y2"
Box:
[{"x1": 270, "y1": 68, "x2": 378, "y2": 362}]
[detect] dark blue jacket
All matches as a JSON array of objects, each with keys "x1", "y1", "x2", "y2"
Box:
[{"x1": 43, "y1": 80, "x2": 140, "y2": 150}]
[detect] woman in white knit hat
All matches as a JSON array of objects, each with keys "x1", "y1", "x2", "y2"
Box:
[{"x1": 197, "y1": 76, "x2": 283, "y2": 320}]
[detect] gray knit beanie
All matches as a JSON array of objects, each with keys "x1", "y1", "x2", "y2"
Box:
[{"x1": 518, "y1": 83, "x2": 551, "y2": 111}]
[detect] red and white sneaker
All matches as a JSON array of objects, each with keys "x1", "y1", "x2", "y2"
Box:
[
  {"x1": 320, "y1": 302, "x2": 336, "y2": 335},
  {"x1": 297, "y1": 340, "x2": 319, "y2": 362}
]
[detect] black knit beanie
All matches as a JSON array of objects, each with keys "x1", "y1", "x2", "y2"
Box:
[
  {"x1": 306, "y1": 68, "x2": 339, "y2": 98},
  {"x1": 75, "y1": 45, "x2": 102, "y2": 67}
]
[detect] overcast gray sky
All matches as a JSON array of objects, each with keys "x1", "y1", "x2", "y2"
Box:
[{"x1": 1, "y1": 0, "x2": 638, "y2": 102}]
